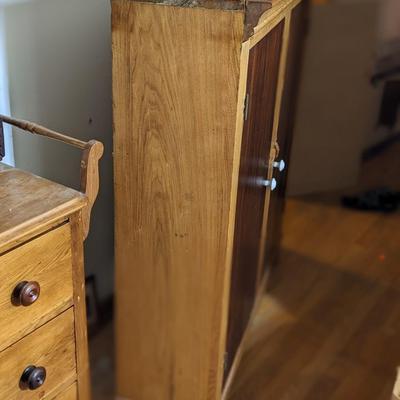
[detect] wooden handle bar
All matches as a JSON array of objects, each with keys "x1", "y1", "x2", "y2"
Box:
[
  {"x1": 0, "y1": 114, "x2": 87, "y2": 149},
  {"x1": 0, "y1": 114, "x2": 104, "y2": 240}
]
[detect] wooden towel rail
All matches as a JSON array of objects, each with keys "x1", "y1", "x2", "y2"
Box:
[{"x1": 0, "y1": 114, "x2": 104, "y2": 240}]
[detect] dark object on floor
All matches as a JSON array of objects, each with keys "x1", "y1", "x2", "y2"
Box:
[{"x1": 342, "y1": 188, "x2": 400, "y2": 213}]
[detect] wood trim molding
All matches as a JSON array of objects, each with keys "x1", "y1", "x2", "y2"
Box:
[
  {"x1": 393, "y1": 368, "x2": 400, "y2": 400},
  {"x1": 256, "y1": 10, "x2": 291, "y2": 283},
  {"x1": 0, "y1": 201, "x2": 84, "y2": 255},
  {"x1": 250, "y1": 0, "x2": 300, "y2": 47},
  {"x1": 70, "y1": 213, "x2": 91, "y2": 400},
  {"x1": 222, "y1": 270, "x2": 271, "y2": 399},
  {"x1": 219, "y1": 39, "x2": 251, "y2": 396}
]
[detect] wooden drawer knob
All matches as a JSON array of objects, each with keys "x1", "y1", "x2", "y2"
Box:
[
  {"x1": 20, "y1": 365, "x2": 46, "y2": 390},
  {"x1": 12, "y1": 281, "x2": 41, "y2": 307}
]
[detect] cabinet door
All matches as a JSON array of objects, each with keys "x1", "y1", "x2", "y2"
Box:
[
  {"x1": 225, "y1": 21, "x2": 284, "y2": 378},
  {"x1": 265, "y1": 1, "x2": 309, "y2": 268}
]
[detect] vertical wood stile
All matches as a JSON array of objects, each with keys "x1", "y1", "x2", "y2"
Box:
[{"x1": 70, "y1": 213, "x2": 91, "y2": 400}]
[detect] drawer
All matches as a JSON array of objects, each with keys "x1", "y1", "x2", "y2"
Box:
[
  {"x1": 51, "y1": 383, "x2": 77, "y2": 400},
  {"x1": 0, "y1": 223, "x2": 73, "y2": 351},
  {"x1": 0, "y1": 308, "x2": 76, "y2": 399}
]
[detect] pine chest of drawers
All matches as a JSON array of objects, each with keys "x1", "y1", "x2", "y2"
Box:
[{"x1": 0, "y1": 126, "x2": 102, "y2": 399}]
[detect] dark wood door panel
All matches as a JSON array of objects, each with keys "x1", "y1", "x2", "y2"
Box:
[
  {"x1": 265, "y1": 1, "x2": 309, "y2": 270},
  {"x1": 225, "y1": 21, "x2": 284, "y2": 379}
]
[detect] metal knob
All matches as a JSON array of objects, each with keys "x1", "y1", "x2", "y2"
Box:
[
  {"x1": 12, "y1": 281, "x2": 40, "y2": 307},
  {"x1": 20, "y1": 366, "x2": 46, "y2": 391},
  {"x1": 260, "y1": 178, "x2": 277, "y2": 191},
  {"x1": 273, "y1": 159, "x2": 286, "y2": 172}
]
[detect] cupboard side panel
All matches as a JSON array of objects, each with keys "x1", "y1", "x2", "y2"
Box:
[{"x1": 112, "y1": 2, "x2": 243, "y2": 399}]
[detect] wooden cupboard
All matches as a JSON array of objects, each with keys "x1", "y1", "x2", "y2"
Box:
[{"x1": 112, "y1": 0, "x2": 307, "y2": 398}]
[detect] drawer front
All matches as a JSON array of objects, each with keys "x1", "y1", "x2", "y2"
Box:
[
  {"x1": 0, "y1": 308, "x2": 76, "y2": 399},
  {"x1": 0, "y1": 223, "x2": 73, "y2": 351},
  {"x1": 52, "y1": 383, "x2": 77, "y2": 400}
]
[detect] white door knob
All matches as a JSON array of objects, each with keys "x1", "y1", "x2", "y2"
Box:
[
  {"x1": 273, "y1": 159, "x2": 285, "y2": 172},
  {"x1": 260, "y1": 178, "x2": 277, "y2": 191}
]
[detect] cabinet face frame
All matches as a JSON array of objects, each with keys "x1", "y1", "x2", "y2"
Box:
[
  {"x1": 222, "y1": 3, "x2": 302, "y2": 397},
  {"x1": 266, "y1": 0, "x2": 309, "y2": 269}
]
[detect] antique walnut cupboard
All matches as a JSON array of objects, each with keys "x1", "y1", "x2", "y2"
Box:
[
  {"x1": 112, "y1": 0, "x2": 307, "y2": 398},
  {"x1": 0, "y1": 116, "x2": 103, "y2": 400}
]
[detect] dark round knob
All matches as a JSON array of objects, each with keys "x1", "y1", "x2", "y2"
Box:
[
  {"x1": 12, "y1": 281, "x2": 41, "y2": 307},
  {"x1": 20, "y1": 365, "x2": 46, "y2": 390}
]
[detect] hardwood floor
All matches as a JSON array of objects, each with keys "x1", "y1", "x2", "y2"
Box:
[
  {"x1": 91, "y1": 142, "x2": 400, "y2": 399},
  {"x1": 227, "y1": 142, "x2": 400, "y2": 400},
  {"x1": 90, "y1": 322, "x2": 114, "y2": 400}
]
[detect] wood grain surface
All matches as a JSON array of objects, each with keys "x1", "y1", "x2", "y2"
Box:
[
  {"x1": 112, "y1": 2, "x2": 243, "y2": 399},
  {"x1": 80, "y1": 140, "x2": 104, "y2": 240},
  {"x1": 220, "y1": 38, "x2": 251, "y2": 397},
  {"x1": 0, "y1": 167, "x2": 85, "y2": 253},
  {"x1": 222, "y1": 271, "x2": 270, "y2": 399},
  {"x1": 0, "y1": 223, "x2": 73, "y2": 352},
  {"x1": 251, "y1": 0, "x2": 302, "y2": 47},
  {"x1": 393, "y1": 369, "x2": 400, "y2": 400},
  {"x1": 70, "y1": 213, "x2": 91, "y2": 400},
  {"x1": 254, "y1": 8, "x2": 290, "y2": 295},
  {"x1": 52, "y1": 383, "x2": 77, "y2": 400},
  {"x1": 0, "y1": 308, "x2": 76, "y2": 400},
  {"x1": 225, "y1": 20, "x2": 284, "y2": 378},
  {"x1": 0, "y1": 111, "x2": 104, "y2": 241}
]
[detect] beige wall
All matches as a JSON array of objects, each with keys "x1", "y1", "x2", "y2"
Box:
[
  {"x1": 3, "y1": 0, "x2": 113, "y2": 299},
  {"x1": 377, "y1": 0, "x2": 400, "y2": 43},
  {"x1": 287, "y1": 0, "x2": 379, "y2": 195},
  {"x1": 363, "y1": 0, "x2": 400, "y2": 148}
]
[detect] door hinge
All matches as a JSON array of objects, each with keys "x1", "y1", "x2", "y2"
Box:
[
  {"x1": 224, "y1": 352, "x2": 229, "y2": 372},
  {"x1": 244, "y1": 93, "x2": 249, "y2": 121}
]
